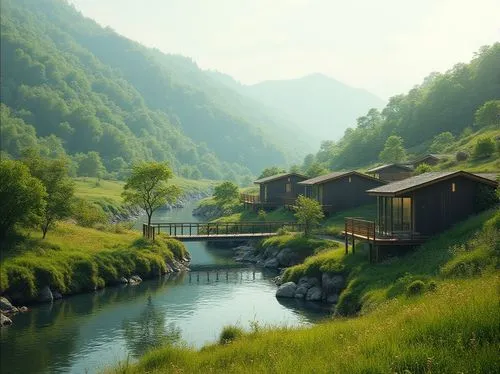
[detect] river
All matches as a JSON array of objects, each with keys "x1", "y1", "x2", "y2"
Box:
[{"x1": 0, "y1": 201, "x2": 331, "y2": 374}]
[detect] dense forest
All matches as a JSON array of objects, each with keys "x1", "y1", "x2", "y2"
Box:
[
  {"x1": 298, "y1": 43, "x2": 500, "y2": 171},
  {"x1": 0, "y1": 0, "x2": 319, "y2": 183}
]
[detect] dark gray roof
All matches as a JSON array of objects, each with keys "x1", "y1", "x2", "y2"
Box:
[
  {"x1": 298, "y1": 171, "x2": 383, "y2": 185},
  {"x1": 254, "y1": 172, "x2": 307, "y2": 184},
  {"x1": 367, "y1": 163, "x2": 414, "y2": 173},
  {"x1": 367, "y1": 171, "x2": 498, "y2": 196},
  {"x1": 473, "y1": 173, "x2": 499, "y2": 182}
]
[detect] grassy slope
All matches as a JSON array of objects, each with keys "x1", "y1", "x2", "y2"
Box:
[
  {"x1": 109, "y1": 208, "x2": 499, "y2": 373},
  {"x1": 0, "y1": 223, "x2": 188, "y2": 300}
]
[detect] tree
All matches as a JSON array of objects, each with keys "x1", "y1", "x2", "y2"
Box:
[
  {"x1": 474, "y1": 100, "x2": 500, "y2": 127},
  {"x1": 293, "y1": 195, "x2": 324, "y2": 237},
  {"x1": 429, "y1": 132, "x2": 454, "y2": 153},
  {"x1": 0, "y1": 159, "x2": 46, "y2": 240},
  {"x1": 379, "y1": 136, "x2": 407, "y2": 163},
  {"x1": 22, "y1": 153, "x2": 75, "y2": 238},
  {"x1": 77, "y1": 151, "x2": 105, "y2": 180},
  {"x1": 213, "y1": 181, "x2": 239, "y2": 205},
  {"x1": 473, "y1": 137, "x2": 496, "y2": 159},
  {"x1": 305, "y1": 162, "x2": 329, "y2": 178},
  {"x1": 122, "y1": 162, "x2": 181, "y2": 227},
  {"x1": 289, "y1": 164, "x2": 302, "y2": 174},
  {"x1": 258, "y1": 166, "x2": 286, "y2": 179},
  {"x1": 414, "y1": 163, "x2": 433, "y2": 175}
]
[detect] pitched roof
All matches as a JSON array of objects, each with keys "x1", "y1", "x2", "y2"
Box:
[
  {"x1": 367, "y1": 171, "x2": 498, "y2": 196},
  {"x1": 411, "y1": 154, "x2": 450, "y2": 164},
  {"x1": 298, "y1": 171, "x2": 384, "y2": 185},
  {"x1": 366, "y1": 163, "x2": 414, "y2": 173},
  {"x1": 254, "y1": 172, "x2": 307, "y2": 184},
  {"x1": 473, "y1": 173, "x2": 499, "y2": 182}
]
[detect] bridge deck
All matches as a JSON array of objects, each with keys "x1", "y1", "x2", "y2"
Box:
[{"x1": 170, "y1": 232, "x2": 280, "y2": 241}]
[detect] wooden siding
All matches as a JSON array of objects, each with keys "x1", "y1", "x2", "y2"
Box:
[
  {"x1": 402, "y1": 176, "x2": 495, "y2": 236},
  {"x1": 259, "y1": 174, "x2": 307, "y2": 205},
  {"x1": 305, "y1": 174, "x2": 385, "y2": 211},
  {"x1": 374, "y1": 167, "x2": 413, "y2": 182}
]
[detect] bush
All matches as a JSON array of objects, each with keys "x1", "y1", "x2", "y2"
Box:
[
  {"x1": 414, "y1": 163, "x2": 433, "y2": 175},
  {"x1": 406, "y1": 280, "x2": 425, "y2": 296},
  {"x1": 473, "y1": 137, "x2": 496, "y2": 159},
  {"x1": 257, "y1": 209, "x2": 267, "y2": 221},
  {"x1": 72, "y1": 198, "x2": 108, "y2": 227},
  {"x1": 219, "y1": 325, "x2": 244, "y2": 345},
  {"x1": 456, "y1": 151, "x2": 469, "y2": 161},
  {"x1": 427, "y1": 280, "x2": 438, "y2": 292}
]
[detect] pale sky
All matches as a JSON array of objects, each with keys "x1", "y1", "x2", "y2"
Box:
[{"x1": 68, "y1": 0, "x2": 499, "y2": 99}]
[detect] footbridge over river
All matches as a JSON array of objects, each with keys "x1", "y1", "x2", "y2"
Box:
[{"x1": 142, "y1": 221, "x2": 304, "y2": 241}]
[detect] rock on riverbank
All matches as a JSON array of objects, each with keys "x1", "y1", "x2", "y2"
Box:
[{"x1": 275, "y1": 274, "x2": 346, "y2": 304}]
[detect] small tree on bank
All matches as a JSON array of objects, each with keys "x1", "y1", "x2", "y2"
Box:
[
  {"x1": 293, "y1": 195, "x2": 324, "y2": 237},
  {"x1": 379, "y1": 135, "x2": 407, "y2": 163},
  {"x1": 122, "y1": 162, "x2": 181, "y2": 227}
]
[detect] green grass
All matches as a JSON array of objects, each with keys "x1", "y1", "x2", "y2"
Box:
[
  {"x1": 214, "y1": 207, "x2": 296, "y2": 223},
  {"x1": 0, "y1": 222, "x2": 189, "y2": 300},
  {"x1": 109, "y1": 273, "x2": 499, "y2": 373}
]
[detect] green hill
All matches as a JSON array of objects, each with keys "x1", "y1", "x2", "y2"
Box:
[{"x1": 0, "y1": 0, "x2": 315, "y2": 183}]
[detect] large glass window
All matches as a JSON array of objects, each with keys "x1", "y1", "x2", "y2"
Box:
[{"x1": 378, "y1": 197, "x2": 412, "y2": 235}]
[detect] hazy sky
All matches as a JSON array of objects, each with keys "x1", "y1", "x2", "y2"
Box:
[{"x1": 68, "y1": 0, "x2": 499, "y2": 99}]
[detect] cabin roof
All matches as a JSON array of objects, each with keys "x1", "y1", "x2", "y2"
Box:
[
  {"x1": 366, "y1": 163, "x2": 414, "y2": 173},
  {"x1": 367, "y1": 171, "x2": 498, "y2": 196},
  {"x1": 254, "y1": 172, "x2": 307, "y2": 184},
  {"x1": 298, "y1": 171, "x2": 384, "y2": 185},
  {"x1": 411, "y1": 154, "x2": 450, "y2": 164}
]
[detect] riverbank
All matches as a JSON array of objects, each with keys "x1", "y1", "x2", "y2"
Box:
[
  {"x1": 107, "y1": 208, "x2": 499, "y2": 373},
  {"x1": 0, "y1": 222, "x2": 190, "y2": 310}
]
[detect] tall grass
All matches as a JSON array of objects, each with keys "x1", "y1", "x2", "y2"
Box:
[{"x1": 108, "y1": 275, "x2": 499, "y2": 373}]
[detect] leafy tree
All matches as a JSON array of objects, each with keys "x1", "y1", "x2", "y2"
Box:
[
  {"x1": 0, "y1": 159, "x2": 46, "y2": 240},
  {"x1": 474, "y1": 100, "x2": 500, "y2": 127},
  {"x1": 22, "y1": 153, "x2": 75, "y2": 238},
  {"x1": 71, "y1": 198, "x2": 108, "y2": 227},
  {"x1": 122, "y1": 162, "x2": 181, "y2": 227},
  {"x1": 473, "y1": 137, "x2": 496, "y2": 159},
  {"x1": 293, "y1": 195, "x2": 324, "y2": 237},
  {"x1": 77, "y1": 151, "x2": 106, "y2": 180},
  {"x1": 258, "y1": 166, "x2": 286, "y2": 179},
  {"x1": 213, "y1": 181, "x2": 239, "y2": 205},
  {"x1": 414, "y1": 163, "x2": 433, "y2": 175},
  {"x1": 305, "y1": 162, "x2": 329, "y2": 178},
  {"x1": 289, "y1": 164, "x2": 302, "y2": 174},
  {"x1": 429, "y1": 132, "x2": 454, "y2": 153},
  {"x1": 379, "y1": 136, "x2": 407, "y2": 163}
]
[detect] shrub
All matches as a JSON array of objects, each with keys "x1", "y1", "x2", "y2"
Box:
[
  {"x1": 427, "y1": 280, "x2": 438, "y2": 292},
  {"x1": 406, "y1": 280, "x2": 425, "y2": 296},
  {"x1": 72, "y1": 198, "x2": 108, "y2": 227},
  {"x1": 219, "y1": 325, "x2": 244, "y2": 345},
  {"x1": 257, "y1": 209, "x2": 267, "y2": 221},
  {"x1": 473, "y1": 137, "x2": 495, "y2": 159},
  {"x1": 414, "y1": 163, "x2": 433, "y2": 175}
]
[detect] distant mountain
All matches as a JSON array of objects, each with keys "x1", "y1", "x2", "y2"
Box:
[
  {"x1": 0, "y1": 0, "x2": 315, "y2": 182},
  {"x1": 245, "y1": 74, "x2": 386, "y2": 146}
]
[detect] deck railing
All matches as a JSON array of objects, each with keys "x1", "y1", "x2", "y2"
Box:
[
  {"x1": 240, "y1": 193, "x2": 260, "y2": 204},
  {"x1": 143, "y1": 221, "x2": 304, "y2": 239},
  {"x1": 345, "y1": 217, "x2": 376, "y2": 241}
]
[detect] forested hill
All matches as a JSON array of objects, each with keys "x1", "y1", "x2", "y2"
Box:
[
  {"x1": 301, "y1": 44, "x2": 500, "y2": 170},
  {"x1": 0, "y1": 0, "x2": 315, "y2": 183},
  {"x1": 208, "y1": 72, "x2": 385, "y2": 147}
]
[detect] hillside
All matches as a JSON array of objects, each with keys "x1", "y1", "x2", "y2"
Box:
[
  {"x1": 209, "y1": 72, "x2": 386, "y2": 147},
  {"x1": 296, "y1": 44, "x2": 500, "y2": 171},
  {"x1": 0, "y1": 0, "x2": 316, "y2": 183}
]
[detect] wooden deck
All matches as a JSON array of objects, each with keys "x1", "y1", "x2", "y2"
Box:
[
  {"x1": 143, "y1": 221, "x2": 304, "y2": 241},
  {"x1": 240, "y1": 193, "x2": 296, "y2": 210},
  {"x1": 344, "y1": 217, "x2": 427, "y2": 262}
]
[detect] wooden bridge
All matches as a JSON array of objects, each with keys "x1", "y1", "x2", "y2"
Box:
[{"x1": 142, "y1": 221, "x2": 304, "y2": 241}]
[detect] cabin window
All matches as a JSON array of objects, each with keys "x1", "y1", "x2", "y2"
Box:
[
  {"x1": 348, "y1": 176, "x2": 352, "y2": 183},
  {"x1": 285, "y1": 183, "x2": 292, "y2": 193},
  {"x1": 451, "y1": 183, "x2": 456, "y2": 192}
]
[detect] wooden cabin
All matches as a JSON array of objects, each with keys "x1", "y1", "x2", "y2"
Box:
[
  {"x1": 367, "y1": 163, "x2": 413, "y2": 182},
  {"x1": 242, "y1": 173, "x2": 308, "y2": 210},
  {"x1": 298, "y1": 171, "x2": 386, "y2": 213},
  {"x1": 411, "y1": 154, "x2": 449, "y2": 168},
  {"x1": 344, "y1": 171, "x2": 498, "y2": 261}
]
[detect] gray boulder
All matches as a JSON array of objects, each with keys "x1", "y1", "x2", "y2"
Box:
[
  {"x1": 1, "y1": 313, "x2": 12, "y2": 326},
  {"x1": 321, "y1": 273, "x2": 345, "y2": 293},
  {"x1": 52, "y1": 290, "x2": 63, "y2": 300},
  {"x1": 129, "y1": 275, "x2": 142, "y2": 284},
  {"x1": 18, "y1": 306, "x2": 29, "y2": 313},
  {"x1": 277, "y1": 248, "x2": 301, "y2": 267},
  {"x1": 294, "y1": 286, "x2": 308, "y2": 299},
  {"x1": 305, "y1": 286, "x2": 322, "y2": 301},
  {"x1": 276, "y1": 282, "x2": 297, "y2": 298},
  {"x1": 264, "y1": 257, "x2": 279, "y2": 268},
  {"x1": 0, "y1": 297, "x2": 14, "y2": 312},
  {"x1": 263, "y1": 246, "x2": 280, "y2": 259},
  {"x1": 119, "y1": 277, "x2": 129, "y2": 284},
  {"x1": 37, "y1": 286, "x2": 53, "y2": 303},
  {"x1": 326, "y1": 294, "x2": 339, "y2": 304}
]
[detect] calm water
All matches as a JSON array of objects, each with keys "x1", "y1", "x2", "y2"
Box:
[{"x1": 0, "y1": 202, "x2": 331, "y2": 374}]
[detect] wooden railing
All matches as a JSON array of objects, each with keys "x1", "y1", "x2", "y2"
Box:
[
  {"x1": 240, "y1": 193, "x2": 260, "y2": 204},
  {"x1": 143, "y1": 221, "x2": 304, "y2": 239},
  {"x1": 345, "y1": 217, "x2": 376, "y2": 240}
]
